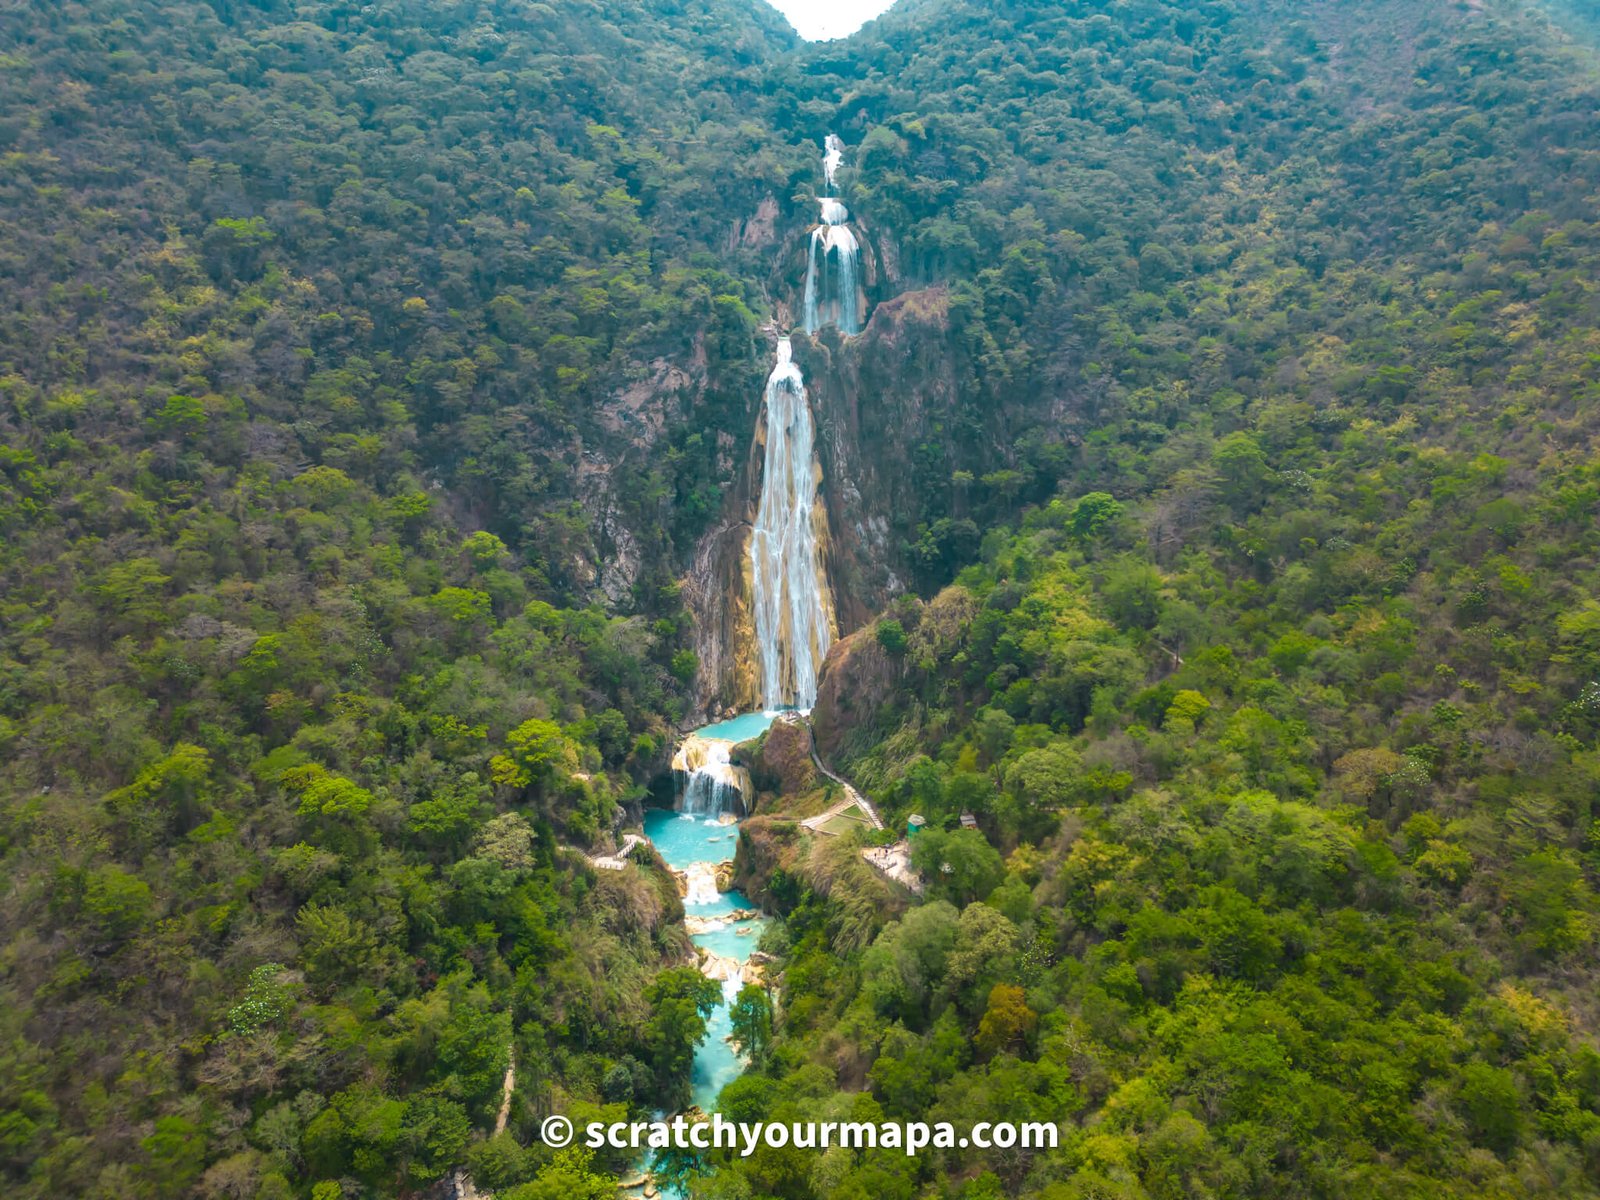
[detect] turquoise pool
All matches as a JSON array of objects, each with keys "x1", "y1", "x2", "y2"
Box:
[
  {"x1": 692, "y1": 710, "x2": 780, "y2": 744},
  {"x1": 642, "y1": 809, "x2": 767, "y2": 1112}
]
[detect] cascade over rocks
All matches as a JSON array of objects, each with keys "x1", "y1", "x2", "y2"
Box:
[
  {"x1": 682, "y1": 141, "x2": 1005, "y2": 718},
  {"x1": 804, "y1": 206, "x2": 863, "y2": 336},
  {"x1": 687, "y1": 134, "x2": 870, "y2": 717},
  {"x1": 672, "y1": 735, "x2": 753, "y2": 816}
]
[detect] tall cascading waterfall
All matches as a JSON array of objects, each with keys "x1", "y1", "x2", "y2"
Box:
[
  {"x1": 750, "y1": 338, "x2": 833, "y2": 711},
  {"x1": 803, "y1": 138, "x2": 863, "y2": 337}
]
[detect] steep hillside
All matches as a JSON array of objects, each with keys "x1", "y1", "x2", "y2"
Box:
[
  {"x1": 772, "y1": 0, "x2": 1600, "y2": 596},
  {"x1": 0, "y1": 0, "x2": 805, "y2": 603},
  {"x1": 6, "y1": 0, "x2": 1600, "y2": 1197},
  {"x1": 0, "y1": 2, "x2": 799, "y2": 1197},
  {"x1": 711, "y1": 3, "x2": 1600, "y2": 1198}
]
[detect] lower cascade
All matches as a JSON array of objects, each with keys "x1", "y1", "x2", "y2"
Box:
[
  {"x1": 672, "y1": 734, "x2": 752, "y2": 817},
  {"x1": 643, "y1": 716, "x2": 776, "y2": 1120},
  {"x1": 635, "y1": 800, "x2": 770, "y2": 1197},
  {"x1": 749, "y1": 337, "x2": 834, "y2": 712},
  {"x1": 681, "y1": 861, "x2": 722, "y2": 907}
]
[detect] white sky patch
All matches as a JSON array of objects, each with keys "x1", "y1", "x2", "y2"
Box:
[{"x1": 766, "y1": 0, "x2": 899, "y2": 40}]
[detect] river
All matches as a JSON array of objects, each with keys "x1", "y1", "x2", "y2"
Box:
[{"x1": 624, "y1": 712, "x2": 774, "y2": 1196}]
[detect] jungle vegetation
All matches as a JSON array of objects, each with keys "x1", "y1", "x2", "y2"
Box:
[{"x1": 4, "y1": 0, "x2": 1600, "y2": 1198}]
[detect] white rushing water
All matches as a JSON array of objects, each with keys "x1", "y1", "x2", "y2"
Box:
[
  {"x1": 675, "y1": 735, "x2": 749, "y2": 817},
  {"x1": 823, "y1": 133, "x2": 845, "y2": 189},
  {"x1": 803, "y1": 143, "x2": 863, "y2": 337},
  {"x1": 682, "y1": 765, "x2": 735, "y2": 817},
  {"x1": 802, "y1": 218, "x2": 862, "y2": 336},
  {"x1": 683, "y1": 861, "x2": 723, "y2": 907},
  {"x1": 750, "y1": 338, "x2": 832, "y2": 711}
]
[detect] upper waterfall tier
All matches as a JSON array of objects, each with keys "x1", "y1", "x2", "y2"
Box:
[
  {"x1": 750, "y1": 338, "x2": 833, "y2": 711},
  {"x1": 803, "y1": 136, "x2": 863, "y2": 337},
  {"x1": 803, "y1": 223, "x2": 862, "y2": 337},
  {"x1": 823, "y1": 133, "x2": 844, "y2": 190},
  {"x1": 818, "y1": 198, "x2": 848, "y2": 226}
]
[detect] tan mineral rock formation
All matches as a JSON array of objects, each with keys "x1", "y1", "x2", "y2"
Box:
[
  {"x1": 684, "y1": 520, "x2": 761, "y2": 715},
  {"x1": 697, "y1": 949, "x2": 743, "y2": 983}
]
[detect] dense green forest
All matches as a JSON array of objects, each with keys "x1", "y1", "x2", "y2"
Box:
[
  {"x1": 5, "y1": 0, "x2": 1600, "y2": 1197},
  {"x1": 0, "y1": 2, "x2": 794, "y2": 1197}
]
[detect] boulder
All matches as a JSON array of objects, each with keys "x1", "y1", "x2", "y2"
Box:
[{"x1": 747, "y1": 713, "x2": 820, "y2": 796}]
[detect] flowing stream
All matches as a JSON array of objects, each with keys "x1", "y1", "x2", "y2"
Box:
[
  {"x1": 661, "y1": 711, "x2": 777, "y2": 1111},
  {"x1": 646, "y1": 793, "x2": 771, "y2": 1112}
]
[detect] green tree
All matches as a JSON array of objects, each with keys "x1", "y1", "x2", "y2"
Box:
[
  {"x1": 642, "y1": 968, "x2": 721, "y2": 1105},
  {"x1": 502, "y1": 1149, "x2": 614, "y2": 1200},
  {"x1": 876, "y1": 618, "x2": 909, "y2": 656},
  {"x1": 911, "y1": 828, "x2": 1005, "y2": 906},
  {"x1": 975, "y1": 983, "x2": 1036, "y2": 1056},
  {"x1": 729, "y1": 984, "x2": 773, "y2": 1066}
]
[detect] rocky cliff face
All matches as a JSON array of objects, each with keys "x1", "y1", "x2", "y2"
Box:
[
  {"x1": 730, "y1": 815, "x2": 802, "y2": 906},
  {"x1": 746, "y1": 714, "x2": 821, "y2": 797},
  {"x1": 684, "y1": 514, "x2": 761, "y2": 718},
  {"x1": 684, "y1": 281, "x2": 965, "y2": 716},
  {"x1": 800, "y1": 287, "x2": 956, "y2": 633},
  {"x1": 810, "y1": 620, "x2": 901, "y2": 765},
  {"x1": 810, "y1": 583, "x2": 980, "y2": 772},
  {"x1": 681, "y1": 326, "x2": 786, "y2": 718},
  {"x1": 571, "y1": 344, "x2": 710, "y2": 603}
]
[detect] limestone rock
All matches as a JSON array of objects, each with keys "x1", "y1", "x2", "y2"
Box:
[
  {"x1": 748, "y1": 713, "x2": 821, "y2": 796},
  {"x1": 811, "y1": 623, "x2": 899, "y2": 764}
]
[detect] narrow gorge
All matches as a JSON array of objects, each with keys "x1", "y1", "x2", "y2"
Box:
[{"x1": 646, "y1": 134, "x2": 872, "y2": 1176}]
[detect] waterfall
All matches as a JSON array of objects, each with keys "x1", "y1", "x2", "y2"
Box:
[
  {"x1": 683, "y1": 862, "x2": 722, "y2": 907},
  {"x1": 682, "y1": 766, "x2": 733, "y2": 817},
  {"x1": 802, "y1": 143, "x2": 863, "y2": 337},
  {"x1": 832, "y1": 224, "x2": 861, "y2": 336},
  {"x1": 750, "y1": 338, "x2": 832, "y2": 711},
  {"x1": 803, "y1": 215, "x2": 862, "y2": 336},
  {"x1": 802, "y1": 226, "x2": 825, "y2": 335},
  {"x1": 823, "y1": 134, "x2": 844, "y2": 190},
  {"x1": 675, "y1": 735, "x2": 750, "y2": 816}
]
